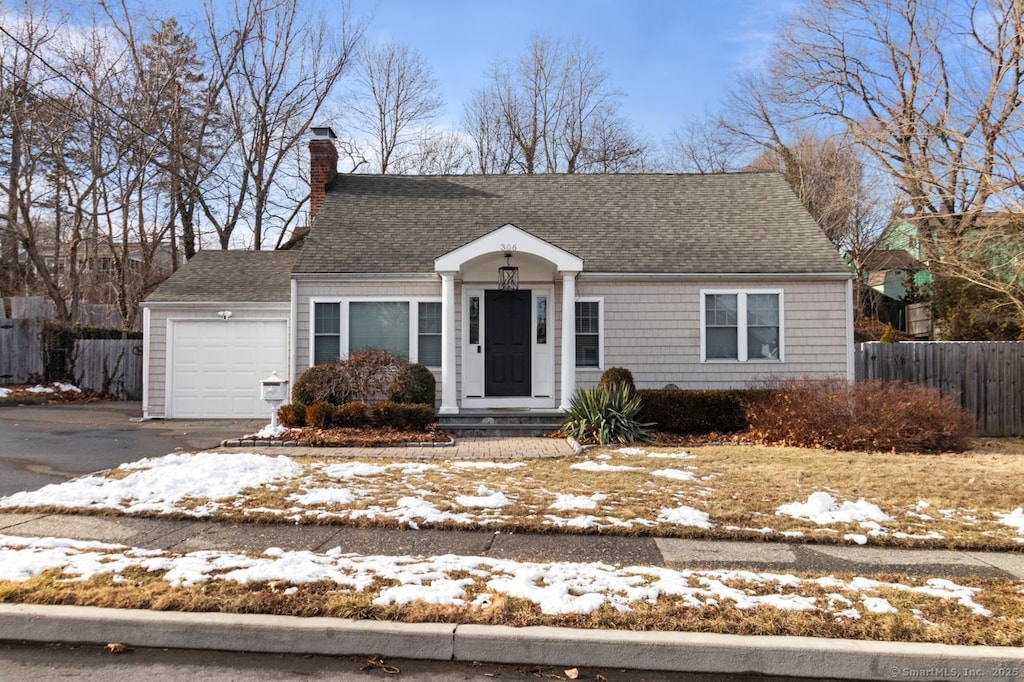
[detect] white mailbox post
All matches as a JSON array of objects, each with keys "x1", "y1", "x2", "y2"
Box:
[{"x1": 260, "y1": 371, "x2": 289, "y2": 431}]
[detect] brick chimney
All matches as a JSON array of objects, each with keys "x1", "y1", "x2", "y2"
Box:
[{"x1": 309, "y1": 126, "x2": 338, "y2": 223}]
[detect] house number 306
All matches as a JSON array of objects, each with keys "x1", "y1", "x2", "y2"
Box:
[{"x1": 500, "y1": 243, "x2": 518, "y2": 252}]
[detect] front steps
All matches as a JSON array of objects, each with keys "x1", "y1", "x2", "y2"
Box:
[{"x1": 436, "y1": 410, "x2": 564, "y2": 437}]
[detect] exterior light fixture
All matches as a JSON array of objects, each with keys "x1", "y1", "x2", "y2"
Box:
[
  {"x1": 498, "y1": 253, "x2": 519, "y2": 291},
  {"x1": 217, "y1": 310, "x2": 233, "y2": 320}
]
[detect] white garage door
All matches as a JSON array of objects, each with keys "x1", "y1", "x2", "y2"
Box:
[{"x1": 170, "y1": 319, "x2": 288, "y2": 418}]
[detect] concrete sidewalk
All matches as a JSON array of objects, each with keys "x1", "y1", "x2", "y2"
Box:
[{"x1": 1, "y1": 511, "x2": 1022, "y2": 580}]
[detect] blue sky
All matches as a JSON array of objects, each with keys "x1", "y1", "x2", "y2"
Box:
[{"x1": 355, "y1": 0, "x2": 797, "y2": 144}]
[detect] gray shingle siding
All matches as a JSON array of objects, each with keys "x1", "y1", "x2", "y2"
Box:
[{"x1": 294, "y1": 172, "x2": 849, "y2": 276}]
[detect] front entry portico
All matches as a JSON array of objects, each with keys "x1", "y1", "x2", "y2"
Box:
[{"x1": 434, "y1": 224, "x2": 583, "y2": 415}]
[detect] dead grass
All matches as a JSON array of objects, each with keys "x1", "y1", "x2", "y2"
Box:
[
  {"x1": 5, "y1": 439, "x2": 1024, "y2": 550},
  {"x1": 2, "y1": 567, "x2": 1022, "y2": 646}
]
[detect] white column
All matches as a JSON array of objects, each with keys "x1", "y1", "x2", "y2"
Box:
[
  {"x1": 559, "y1": 271, "x2": 577, "y2": 412},
  {"x1": 439, "y1": 271, "x2": 459, "y2": 414}
]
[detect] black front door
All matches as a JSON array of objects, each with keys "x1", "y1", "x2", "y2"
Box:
[{"x1": 484, "y1": 289, "x2": 531, "y2": 396}]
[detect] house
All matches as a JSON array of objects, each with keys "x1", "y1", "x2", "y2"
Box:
[
  {"x1": 861, "y1": 249, "x2": 927, "y2": 302},
  {"x1": 141, "y1": 128, "x2": 854, "y2": 419},
  {"x1": 863, "y1": 217, "x2": 933, "y2": 301}
]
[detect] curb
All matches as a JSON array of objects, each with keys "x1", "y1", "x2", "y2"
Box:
[
  {"x1": 221, "y1": 435, "x2": 457, "y2": 448},
  {"x1": 2, "y1": 604, "x2": 1022, "y2": 680}
]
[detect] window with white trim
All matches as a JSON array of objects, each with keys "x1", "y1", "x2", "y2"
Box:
[
  {"x1": 312, "y1": 299, "x2": 442, "y2": 367},
  {"x1": 313, "y1": 302, "x2": 341, "y2": 365},
  {"x1": 417, "y1": 302, "x2": 442, "y2": 366},
  {"x1": 575, "y1": 299, "x2": 603, "y2": 368},
  {"x1": 701, "y1": 290, "x2": 782, "y2": 362}
]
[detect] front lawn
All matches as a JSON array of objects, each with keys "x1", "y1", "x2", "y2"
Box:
[
  {"x1": 1, "y1": 534, "x2": 1022, "y2": 646},
  {"x1": 2, "y1": 439, "x2": 1024, "y2": 646},
  {"x1": 3, "y1": 440, "x2": 1023, "y2": 550}
]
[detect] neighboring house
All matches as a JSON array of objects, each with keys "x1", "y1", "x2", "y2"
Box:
[
  {"x1": 866, "y1": 217, "x2": 934, "y2": 298},
  {"x1": 23, "y1": 237, "x2": 178, "y2": 280},
  {"x1": 141, "y1": 128, "x2": 854, "y2": 419},
  {"x1": 861, "y1": 248, "x2": 927, "y2": 301}
]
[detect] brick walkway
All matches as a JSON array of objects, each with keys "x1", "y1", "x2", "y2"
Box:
[{"x1": 217, "y1": 436, "x2": 578, "y2": 460}]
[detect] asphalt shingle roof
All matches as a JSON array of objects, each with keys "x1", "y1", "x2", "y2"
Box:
[
  {"x1": 293, "y1": 172, "x2": 848, "y2": 275},
  {"x1": 146, "y1": 250, "x2": 299, "y2": 302}
]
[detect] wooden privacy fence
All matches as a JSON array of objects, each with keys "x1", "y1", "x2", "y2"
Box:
[
  {"x1": 0, "y1": 319, "x2": 142, "y2": 399},
  {"x1": 855, "y1": 341, "x2": 1024, "y2": 437},
  {"x1": 74, "y1": 339, "x2": 143, "y2": 400},
  {"x1": 0, "y1": 319, "x2": 45, "y2": 384}
]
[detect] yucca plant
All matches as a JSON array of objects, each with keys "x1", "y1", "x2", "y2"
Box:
[{"x1": 560, "y1": 384, "x2": 652, "y2": 444}]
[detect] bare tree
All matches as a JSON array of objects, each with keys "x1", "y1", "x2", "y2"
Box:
[
  {"x1": 201, "y1": 0, "x2": 362, "y2": 249},
  {"x1": 666, "y1": 114, "x2": 744, "y2": 174},
  {"x1": 0, "y1": 0, "x2": 61, "y2": 299},
  {"x1": 746, "y1": 132, "x2": 862, "y2": 245},
  {"x1": 771, "y1": 0, "x2": 1024, "y2": 325},
  {"x1": 466, "y1": 34, "x2": 643, "y2": 174},
  {"x1": 579, "y1": 108, "x2": 653, "y2": 173},
  {"x1": 349, "y1": 40, "x2": 443, "y2": 174},
  {"x1": 413, "y1": 128, "x2": 470, "y2": 174},
  {"x1": 463, "y1": 88, "x2": 516, "y2": 174}
]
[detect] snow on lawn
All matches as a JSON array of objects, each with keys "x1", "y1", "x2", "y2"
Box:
[
  {"x1": 0, "y1": 533, "x2": 999, "y2": 622},
  {"x1": 0, "y1": 452, "x2": 303, "y2": 516},
  {"x1": 0, "y1": 449, "x2": 1016, "y2": 546},
  {"x1": 776, "y1": 492, "x2": 892, "y2": 525},
  {"x1": 997, "y1": 508, "x2": 1024, "y2": 532},
  {"x1": 455, "y1": 486, "x2": 513, "y2": 509},
  {"x1": 658, "y1": 505, "x2": 713, "y2": 528},
  {"x1": 570, "y1": 461, "x2": 642, "y2": 472}
]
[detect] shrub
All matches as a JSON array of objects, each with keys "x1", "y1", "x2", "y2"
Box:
[
  {"x1": 743, "y1": 379, "x2": 976, "y2": 453},
  {"x1": 370, "y1": 401, "x2": 435, "y2": 431},
  {"x1": 560, "y1": 384, "x2": 652, "y2": 445},
  {"x1": 277, "y1": 403, "x2": 306, "y2": 427},
  {"x1": 402, "y1": 403, "x2": 436, "y2": 431},
  {"x1": 388, "y1": 363, "x2": 437, "y2": 406},
  {"x1": 880, "y1": 323, "x2": 899, "y2": 343},
  {"x1": 292, "y1": 364, "x2": 348, "y2": 406},
  {"x1": 638, "y1": 389, "x2": 748, "y2": 434},
  {"x1": 334, "y1": 402, "x2": 370, "y2": 428},
  {"x1": 305, "y1": 402, "x2": 335, "y2": 429},
  {"x1": 344, "y1": 350, "x2": 402, "y2": 403},
  {"x1": 371, "y1": 401, "x2": 407, "y2": 429},
  {"x1": 598, "y1": 366, "x2": 636, "y2": 394}
]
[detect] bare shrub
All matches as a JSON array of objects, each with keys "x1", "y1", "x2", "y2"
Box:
[
  {"x1": 744, "y1": 379, "x2": 976, "y2": 453},
  {"x1": 291, "y1": 364, "x2": 349, "y2": 406},
  {"x1": 342, "y1": 350, "x2": 402, "y2": 403}
]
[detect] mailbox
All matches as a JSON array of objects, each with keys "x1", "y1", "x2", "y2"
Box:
[
  {"x1": 260, "y1": 372, "x2": 287, "y2": 401},
  {"x1": 260, "y1": 371, "x2": 289, "y2": 430}
]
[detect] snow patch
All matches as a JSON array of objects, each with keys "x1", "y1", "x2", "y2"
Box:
[
  {"x1": 658, "y1": 505, "x2": 712, "y2": 528},
  {"x1": 776, "y1": 492, "x2": 891, "y2": 525},
  {"x1": 455, "y1": 486, "x2": 512, "y2": 509},
  {"x1": 651, "y1": 469, "x2": 696, "y2": 482},
  {"x1": 996, "y1": 508, "x2": 1024, "y2": 533},
  {"x1": 549, "y1": 493, "x2": 607, "y2": 511},
  {"x1": 570, "y1": 461, "x2": 641, "y2": 473}
]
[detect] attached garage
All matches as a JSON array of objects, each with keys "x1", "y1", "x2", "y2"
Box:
[
  {"x1": 168, "y1": 319, "x2": 288, "y2": 418},
  {"x1": 142, "y1": 250, "x2": 299, "y2": 420}
]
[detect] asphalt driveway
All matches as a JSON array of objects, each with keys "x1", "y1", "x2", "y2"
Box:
[{"x1": 0, "y1": 402, "x2": 265, "y2": 497}]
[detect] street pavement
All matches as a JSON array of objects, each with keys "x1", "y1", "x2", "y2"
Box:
[
  {"x1": 1, "y1": 402, "x2": 1023, "y2": 679},
  {"x1": 0, "y1": 401, "x2": 265, "y2": 496}
]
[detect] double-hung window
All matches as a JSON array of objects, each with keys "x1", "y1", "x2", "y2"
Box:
[
  {"x1": 701, "y1": 290, "x2": 782, "y2": 362},
  {"x1": 575, "y1": 299, "x2": 603, "y2": 368},
  {"x1": 312, "y1": 299, "x2": 442, "y2": 367}
]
